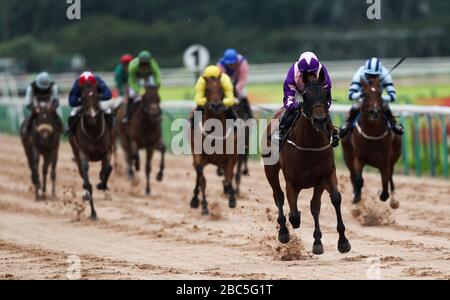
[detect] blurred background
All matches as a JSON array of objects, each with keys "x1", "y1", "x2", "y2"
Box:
[{"x1": 0, "y1": 0, "x2": 449, "y2": 177}]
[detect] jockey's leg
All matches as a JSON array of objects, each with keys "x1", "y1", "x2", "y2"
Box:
[
  {"x1": 326, "y1": 114, "x2": 340, "y2": 148},
  {"x1": 239, "y1": 96, "x2": 253, "y2": 119},
  {"x1": 339, "y1": 102, "x2": 361, "y2": 138},
  {"x1": 383, "y1": 102, "x2": 403, "y2": 135},
  {"x1": 190, "y1": 106, "x2": 204, "y2": 129},
  {"x1": 65, "y1": 107, "x2": 81, "y2": 136},
  {"x1": 122, "y1": 88, "x2": 138, "y2": 124},
  {"x1": 277, "y1": 108, "x2": 299, "y2": 146},
  {"x1": 224, "y1": 107, "x2": 238, "y2": 121},
  {"x1": 99, "y1": 101, "x2": 115, "y2": 128}
]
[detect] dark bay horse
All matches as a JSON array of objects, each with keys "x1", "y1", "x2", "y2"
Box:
[
  {"x1": 20, "y1": 102, "x2": 62, "y2": 200},
  {"x1": 263, "y1": 73, "x2": 351, "y2": 255},
  {"x1": 69, "y1": 86, "x2": 114, "y2": 219},
  {"x1": 190, "y1": 77, "x2": 239, "y2": 215},
  {"x1": 116, "y1": 86, "x2": 166, "y2": 195},
  {"x1": 342, "y1": 78, "x2": 402, "y2": 209}
]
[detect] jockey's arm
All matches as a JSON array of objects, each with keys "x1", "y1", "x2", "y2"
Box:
[
  {"x1": 348, "y1": 67, "x2": 364, "y2": 101},
  {"x1": 68, "y1": 82, "x2": 81, "y2": 107},
  {"x1": 128, "y1": 59, "x2": 141, "y2": 95},
  {"x1": 283, "y1": 64, "x2": 300, "y2": 111},
  {"x1": 235, "y1": 60, "x2": 249, "y2": 99},
  {"x1": 97, "y1": 77, "x2": 113, "y2": 101},
  {"x1": 114, "y1": 65, "x2": 125, "y2": 96},
  {"x1": 381, "y1": 70, "x2": 396, "y2": 102},
  {"x1": 24, "y1": 85, "x2": 34, "y2": 110},
  {"x1": 194, "y1": 77, "x2": 207, "y2": 107},
  {"x1": 150, "y1": 59, "x2": 162, "y2": 87},
  {"x1": 221, "y1": 74, "x2": 235, "y2": 107},
  {"x1": 50, "y1": 84, "x2": 60, "y2": 108}
]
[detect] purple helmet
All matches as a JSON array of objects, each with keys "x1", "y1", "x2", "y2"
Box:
[{"x1": 297, "y1": 51, "x2": 320, "y2": 73}]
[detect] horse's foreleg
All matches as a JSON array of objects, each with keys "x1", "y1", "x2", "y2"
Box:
[
  {"x1": 131, "y1": 141, "x2": 140, "y2": 172},
  {"x1": 224, "y1": 159, "x2": 237, "y2": 209},
  {"x1": 195, "y1": 164, "x2": 208, "y2": 215},
  {"x1": 80, "y1": 153, "x2": 96, "y2": 220},
  {"x1": 41, "y1": 154, "x2": 51, "y2": 199},
  {"x1": 264, "y1": 163, "x2": 288, "y2": 243},
  {"x1": 325, "y1": 173, "x2": 351, "y2": 254},
  {"x1": 97, "y1": 151, "x2": 113, "y2": 192},
  {"x1": 310, "y1": 185, "x2": 324, "y2": 255},
  {"x1": 145, "y1": 147, "x2": 153, "y2": 195},
  {"x1": 31, "y1": 148, "x2": 41, "y2": 200},
  {"x1": 352, "y1": 158, "x2": 364, "y2": 204},
  {"x1": 379, "y1": 165, "x2": 391, "y2": 202},
  {"x1": 156, "y1": 143, "x2": 165, "y2": 182},
  {"x1": 286, "y1": 180, "x2": 301, "y2": 230},
  {"x1": 234, "y1": 159, "x2": 242, "y2": 196},
  {"x1": 243, "y1": 154, "x2": 249, "y2": 176},
  {"x1": 51, "y1": 149, "x2": 58, "y2": 197}
]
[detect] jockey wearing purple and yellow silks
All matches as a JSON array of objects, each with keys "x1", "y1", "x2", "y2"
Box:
[{"x1": 277, "y1": 51, "x2": 339, "y2": 147}]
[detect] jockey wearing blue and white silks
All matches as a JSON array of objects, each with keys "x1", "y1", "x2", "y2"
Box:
[{"x1": 339, "y1": 58, "x2": 404, "y2": 137}]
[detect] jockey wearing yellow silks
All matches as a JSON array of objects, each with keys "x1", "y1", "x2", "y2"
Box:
[{"x1": 191, "y1": 65, "x2": 237, "y2": 128}]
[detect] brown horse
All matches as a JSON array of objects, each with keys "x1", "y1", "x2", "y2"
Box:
[
  {"x1": 190, "y1": 77, "x2": 239, "y2": 215},
  {"x1": 20, "y1": 102, "x2": 62, "y2": 200},
  {"x1": 69, "y1": 86, "x2": 114, "y2": 220},
  {"x1": 116, "y1": 86, "x2": 166, "y2": 195},
  {"x1": 263, "y1": 73, "x2": 351, "y2": 255},
  {"x1": 342, "y1": 78, "x2": 402, "y2": 209}
]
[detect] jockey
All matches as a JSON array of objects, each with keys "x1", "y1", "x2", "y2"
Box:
[
  {"x1": 217, "y1": 49, "x2": 252, "y2": 118},
  {"x1": 277, "y1": 51, "x2": 339, "y2": 147},
  {"x1": 191, "y1": 65, "x2": 236, "y2": 128},
  {"x1": 338, "y1": 57, "x2": 404, "y2": 138},
  {"x1": 123, "y1": 50, "x2": 161, "y2": 123},
  {"x1": 23, "y1": 72, "x2": 61, "y2": 134},
  {"x1": 66, "y1": 71, "x2": 113, "y2": 136},
  {"x1": 114, "y1": 54, "x2": 133, "y2": 98}
]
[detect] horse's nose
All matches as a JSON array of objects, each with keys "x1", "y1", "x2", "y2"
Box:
[{"x1": 312, "y1": 116, "x2": 327, "y2": 126}]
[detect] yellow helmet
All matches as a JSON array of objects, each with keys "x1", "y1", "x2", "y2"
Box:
[{"x1": 203, "y1": 65, "x2": 221, "y2": 78}]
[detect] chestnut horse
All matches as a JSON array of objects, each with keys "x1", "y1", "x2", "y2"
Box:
[
  {"x1": 116, "y1": 86, "x2": 166, "y2": 195},
  {"x1": 263, "y1": 73, "x2": 351, "y2": 255},
  {"x1": 69, "y1": 86, "x2": 114, "y2": 220},
  {"x1": 20, "y1": 101, "x2": 62, "y2": 200},
  {"x1": 342, "y1": 78, "x2": 402, "y2": 209},
  {"x1": 190, "y1": 77, "x2": 239, "y2": 215}
]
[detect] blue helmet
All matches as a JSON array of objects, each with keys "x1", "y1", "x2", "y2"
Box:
[
  {"x1": 223, "y1": 49, "x2": 238, "y2": 65},
  {"x1": 364, "y1": 57, "x2": 382, "y2": 76}
]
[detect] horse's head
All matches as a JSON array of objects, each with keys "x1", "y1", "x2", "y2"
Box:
[
  {"x1": 33, "y1": 104, "x2": 57, "y2": 144},
  {"x1": 81, "y1": 85, "x2": 101, "y2": 124},
  {"x1": 141, "y1": 86, "x2": 161, "y2": 118},
  {"x1": 204, "y1": 76, "x2": 225, "y2": 116},
  {"x1": 301, "y1": 69, "x2": 329, "y2": 131},
  {"x1": 360, "y1": 77, "x2": 383, "y2": 121}
]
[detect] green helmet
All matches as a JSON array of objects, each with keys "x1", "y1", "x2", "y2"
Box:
[{"x1": 138, "y1": 50, "x2": 152, "y2": 62}]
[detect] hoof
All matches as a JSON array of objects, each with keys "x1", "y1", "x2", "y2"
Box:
[
  {"x1": 202, "y1": 208, "x2": 209, "y2": 215},
  {"x1": 338, "y1": 240, "x2": 351, "y2": 253},
  {"x1": 352, "y1": 192, "x2": 362, "y2": 204},
  {"x1": 97, "y1": 182, "x2": 108, "y2": 191},
  {"x1": 156, "y1": 172, "x2": 163, "y2": 182},
  {"x1": 216, "y1": 168, "x2": 224, "y2": 177},
  {"x1": 312, "y1": 243, "x2": 324, "y2": 255},
  {"x1": 380, "y1": 191, "x2": 389, "y2": 202},
  {"x1": 278, "y1": 233, "x2": 290, "y2": 244},
  {"x1": 190, "y1": 197, "x2": 199, "y2": 208},
  {"x1": 242, "y1": 169, "x2": 249, "y2": 176},
  {"x1": 289, "y1": 212, "x2": 301, "y2": 229},
  {"x1": 90, "y1": 212, "x2": 98, "y2": 221},
  {"x1": 145, "y1": 189, "x2": 151, "y2": 196},
  {"x1": 229, "y1": 198, "x2": 237, "y2": 208},
  {"x1": 82, "y1": 190, "x2": 91, "y2": 202}
]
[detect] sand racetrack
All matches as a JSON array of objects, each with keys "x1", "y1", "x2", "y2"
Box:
[{"x1": 0, "y1": 134, "x2": 448, "y2": 280}]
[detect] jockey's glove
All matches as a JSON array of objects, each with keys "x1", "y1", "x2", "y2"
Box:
[
  {"x1": 350, "y1": 92, "x2": 362, "y2": 100},
  {"x1": 223, "y1": 97, "x2": 235, "y2": 108},
  {"x1": 139, "y1": 87, "x2": 146, "y2": 97}
]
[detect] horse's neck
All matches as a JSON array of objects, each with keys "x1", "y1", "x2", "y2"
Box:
[
  {"x1": 82, "y1": 113, "x2": 104, "y2": 135},
  {"x1": 291, "y1": 115, "x2": 328, "y2": 147},
  {"x1": 203, "y1": 112, "x2": 227, "y2": 132},
  {"x1": 359, "y1": 107, "x2": 387, "y2": 135}
]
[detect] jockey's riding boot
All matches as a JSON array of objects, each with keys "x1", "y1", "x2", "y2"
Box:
[
  {"x1": 277, "y1": 109, "x2": 298, "y2": 146},
  {"x1": 105, "y1": 113, "x2": 115, "y2": 128},
  {"x1": 240, "y1": 97, "x2": 253, "y2": 119},
  {"x1": 122, "y1": 100, "x2": 134, "y2": 124},
  {"x1": 327, "y1": 117, "x2": 340, "y2": 148},
  {"x1": 339, "y1": 105, "x2": 359, "y2": 138},
  {"x1": 384, "y1": 105, "x2": 404, "y2": 135},
  {"x1": 225, "y1": 107, "x2": 238, "y2": 121},
  {"x1": 65, "y1": 115, "x2": 78, "y2": 136}
]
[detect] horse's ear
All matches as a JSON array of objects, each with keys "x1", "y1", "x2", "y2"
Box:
[{"x1": 318, "y1": 68, "x2": 325, "y2": 85}]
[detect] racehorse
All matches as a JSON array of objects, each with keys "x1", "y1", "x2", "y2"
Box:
[
  {"x1": 20, "y1": 101, "x2": 62, "y2": 200},
  {"x1": 342, "y1": 78, "x2": 402, "y2": 209},
  {"x1": 263, "y1": 72, "x2": 351, "y2": 255},
  {"x1": 190, "y1": 77, "x2": 239, "y2": 215},
  {"x1": 69, "y1": 86, "x2": 114, "y2": 220},
  {"x1": 116, "y1": 86, "x2": 165, "y2": 195}
]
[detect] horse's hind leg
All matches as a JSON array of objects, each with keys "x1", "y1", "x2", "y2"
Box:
[
  {"x1": 51, "y1": 149, "x2": 58, "y2": 197},
  {"x1": 352, "y1": 158, "x2": 364, "y2": 204},
  {"x1": 389, "y1": 167, "x2": 399, "y2": 209},
  {"x1": 264, "y1": 163, "x2": 288, "y2": 243},
  {"x1": 242, "y1": 154, "x2": 249, "y2": 176},
  {"x1": 234, "y1": 159, "x2": 242, "y2": 196},
  {"x1": 325, "y1": 172, "x2": 351, "y2": 253},
  {"x1": 197, "y1": 164, "x2": 209, "y2": 215},
  {"x1": 224, "y1": 159, "x2": 237, "y2": 209},
  {"x1": 379, "y1": 165, "x2": 391, "y2": 202},
  {"x1": 31, "y1": 149, "x2": 42, "y2": 200},
  {"x1": 286, "y1": 180, "x2": 301, "y2": 230},
  {"x1": 97, "y1": 152, "x2": 113, "y2": 192},
  {"x1": 42, "y1": 154, "x2": 51, "y2": 200},
  {"x1": 156, "y1": 143, "x2": 165, "y2": 182},
  {"x1": 145, "y1": 147, "x2": 154, "y2": 195}
]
